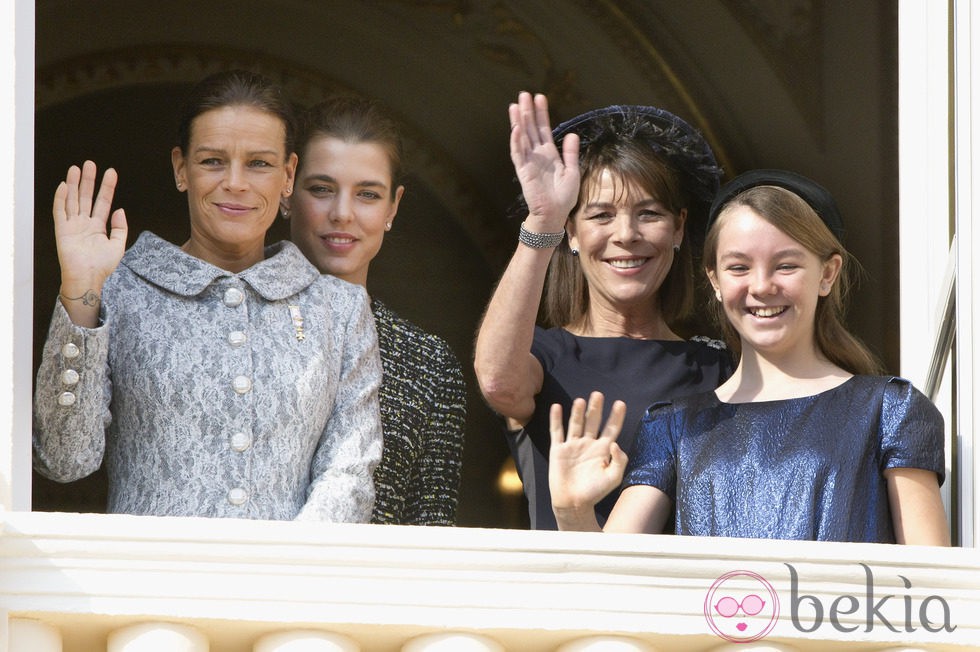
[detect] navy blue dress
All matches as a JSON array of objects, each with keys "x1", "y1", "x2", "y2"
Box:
[
  {"x1": 623, "y1": 375, "x2": 946, "y2": 542},
  {"x1": 507, "y1": 326, "x2": 734, "y2": 530}
]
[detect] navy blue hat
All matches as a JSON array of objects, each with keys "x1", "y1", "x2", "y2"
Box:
[
  {"x1": 707, "y1": 169, "x2": 846, "y2": 243},
  {"x1": 511, "y1": 105, "x2": 723, "y2": 226},
  {"x1": 551, "y1": 105, "x2": 722, "y2": 212}
]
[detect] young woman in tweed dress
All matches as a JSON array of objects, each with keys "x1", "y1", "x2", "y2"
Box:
[{"x1": 285, "y1": 96, "x2": 466, "y2": 525}]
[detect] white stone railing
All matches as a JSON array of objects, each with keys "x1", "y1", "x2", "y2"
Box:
[{"x1": 1, "y1": 510, "x2": 978, "y2": 651}]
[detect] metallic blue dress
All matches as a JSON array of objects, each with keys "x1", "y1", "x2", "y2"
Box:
[{"x1": 623, "y1": 375, "x2": 945, "y2": 542}]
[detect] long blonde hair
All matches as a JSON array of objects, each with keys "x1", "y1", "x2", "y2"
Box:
[{"x1": 703, "y1": 185, "x2": 883, "y2": 375}]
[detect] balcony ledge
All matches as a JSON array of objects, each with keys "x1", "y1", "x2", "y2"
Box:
[{"x1": 1, "y1": 510, "x2": 978, "y2": 651}]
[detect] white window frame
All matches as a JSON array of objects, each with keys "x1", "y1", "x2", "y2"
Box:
[
  {"x1": 3, "y1": 2, "x2": 976, "y2": 549},
  {"x1": 2, "y1": 6, "x2": 979, "y2": 649},
  {"x1": 899, "y1": 0, "x2": 978, "y2": 547},
  {"x1": 950, "y1": 0, "x2": 980, "y2": 547},
  {"x1": 1, "y1": 0, "x2": 33, "y2": 513}
]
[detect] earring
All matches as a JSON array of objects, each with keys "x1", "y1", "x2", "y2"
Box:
[
  {"x1": 385, "y1": 222, "x2": 392, "y2": 231},
  {"x1": 570, "y1": 248, "x2": 579, "y2": 256},
  {"x1": 280, "y1": 206, "x2": 290, "y2": 219},
  {"x1": 673, "y1": 244, "x2": 680, "y2": 253},
  {"x1": 176, "y1": 181, "x2": 183, "y2": 191}
]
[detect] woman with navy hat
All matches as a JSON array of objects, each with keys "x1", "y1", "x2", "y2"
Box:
[{"x1": 475, "y1": 92, "x2": 733, "y2": 529}]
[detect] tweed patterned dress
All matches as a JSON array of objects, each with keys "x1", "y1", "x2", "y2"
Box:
[
  {"x1": 33, "y1": 231, "x2": 383, "y2": 521},
  {"x1": 369, "y1": 301, "x2": 466, "y2": 525}
]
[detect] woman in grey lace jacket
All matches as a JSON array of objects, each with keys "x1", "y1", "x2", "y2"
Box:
[{"x1": 32, "y1": 70, "x2": 383, "y2": 521}]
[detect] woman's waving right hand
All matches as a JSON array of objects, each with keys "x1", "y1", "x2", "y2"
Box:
[
  {"x1": 509, "y1": 92, "x2": 580, "y2": 231},
  {"x1": 53, "y1": 160, "x2": 128, "y2": 327}
]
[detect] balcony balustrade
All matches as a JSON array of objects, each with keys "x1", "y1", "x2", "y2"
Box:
[{"x1": 2, "y1": 510, "x2": 977, "y2": 651}]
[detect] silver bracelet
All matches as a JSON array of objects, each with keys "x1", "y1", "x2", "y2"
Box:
[{"x1": 518, "y1": 221, "x2": 565, "y2": 249}]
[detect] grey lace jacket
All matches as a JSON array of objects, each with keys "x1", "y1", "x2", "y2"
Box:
[{"x1": 33, "y1": 231, "x2": 383, "y2": 521}]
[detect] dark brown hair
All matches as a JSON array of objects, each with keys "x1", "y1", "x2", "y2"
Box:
[
  {"x1": 295, "y1": 95, "x2": 404, "y2": 192},
  {"x1": 175, "y1": 69, "x2": 296, "y2": 157},
  {"x1": 543, "y1": 148, "x2": 693, "y2": 328},
  {"x1": 542, "y1": 123, "x2": 703, "y2": 328},
  {"x1": 534, "y1": 106, "x2": 721, "y2": 330}
]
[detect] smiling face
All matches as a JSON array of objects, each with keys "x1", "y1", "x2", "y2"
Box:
[
  {"x1": 707, "y1": 205, "x2": 841, "y2": 360},
  {"x1": 287, "y1": 135, "x2": 403, "y2": 287},
  {"x1": 171, "y1": 105, "x2": 297, "y2": 270},
  {"x1": 566, "y1": 168, "x2": 685, "y2": 321}
]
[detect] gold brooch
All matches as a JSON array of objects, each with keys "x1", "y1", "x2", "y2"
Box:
[{"x1": 288, "y1": 304, "x2": 305, "y2": 341}]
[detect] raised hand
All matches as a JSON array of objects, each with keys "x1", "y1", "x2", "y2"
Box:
[
  {"x1": 53, "y1": 160, "x2": 128, "y2": 327},
  {"x1": 548, "y1": 391, "x2": 628, "y2": 529},
  {"x1": 509, "y1": 92, "x2": 580, "y2": 231}
]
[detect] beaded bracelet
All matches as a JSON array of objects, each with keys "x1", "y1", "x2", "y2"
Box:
[{"x1": 518, "y1": 221, "x2": 565, "y2": 249}]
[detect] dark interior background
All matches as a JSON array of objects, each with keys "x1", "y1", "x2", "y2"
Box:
[{"x1": 32, "y1": 1, "x2": 899, "y2": 528}]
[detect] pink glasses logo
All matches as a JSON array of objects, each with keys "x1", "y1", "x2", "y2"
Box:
[{"x1": 704, "y1": 570, "x2": 780, "y2": 643}]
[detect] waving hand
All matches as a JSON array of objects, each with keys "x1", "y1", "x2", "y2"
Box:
[
  {"x1": 509, "y1": 92, "x2": 580, "y2": 230},
  {"x1": 548, "y1": 392, "x2": 628, "y2": 531},
  {"x1": 53, "y1": 160, "x2": 128, "y2": 327}
]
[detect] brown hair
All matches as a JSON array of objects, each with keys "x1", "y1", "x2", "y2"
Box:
[
  {"x1": 175, "y1": 69, "x2": 296, "y2": 157},
  {"x1": 703, "y1": 185, "x2": 883, "y2": 375},
  {"x1": 295, "y1": 95, "x2": 404, "y2": 192},
  {"x1": 541, "y1": 109, "x2": 715, "y2": 329}
]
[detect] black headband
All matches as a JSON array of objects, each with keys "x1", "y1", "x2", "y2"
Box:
[{"x1": 707, "y1": 169, "x2": 846, "y2": 243}]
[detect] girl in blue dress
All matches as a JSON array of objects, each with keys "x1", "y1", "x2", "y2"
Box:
[{"x1": 548, "y1": 169, "x2": 949, "y2": 545}]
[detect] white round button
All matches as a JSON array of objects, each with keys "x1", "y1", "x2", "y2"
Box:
[
  {"x1": 232, "y1": 375, "x2": 252, "y2": 394},
  {"x1": 227, "y1": 330, "x2": 247, "y2": 347},
  {"x1": 57, "y1": 391, "x2": 76, "y2": 407},
  {"x1": 61, "y1": 369, "x2": 80, "y2": 386},
  {"x1": 223, "y1": 287, "x2": 245, "y2": 307},
  {"x1": 230, "y1": 431, "x2": 252, "y2": 452},
  {"x1": 227, "y1": 487, "x2": 248, "y2": 505},
  {"x1": 62, "y1": 342, "x2": 80, "y2": 359}
]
